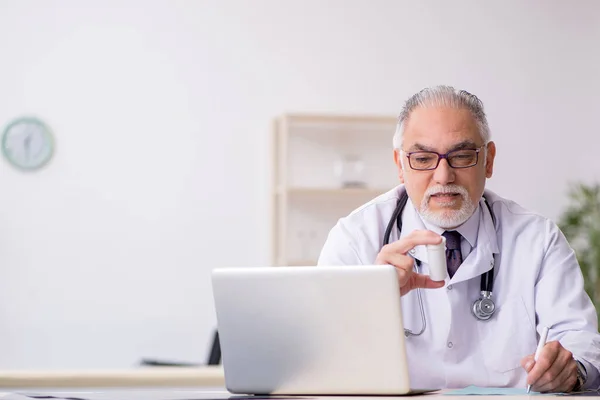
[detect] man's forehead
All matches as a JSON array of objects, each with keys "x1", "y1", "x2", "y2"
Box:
[
  {"x1": 405, "y1": 139, "x2": 479, "y2": 152},
  {"x1": 402, "y1": 128, "x2": 481, "y2": 148},
  {"x1": 402, "y1": 107, "x2": 481, "y2": 147}
]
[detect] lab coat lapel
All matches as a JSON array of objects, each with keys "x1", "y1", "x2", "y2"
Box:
[{"x1": 450, "y1": 199, "x2": 500, "y2": 284}]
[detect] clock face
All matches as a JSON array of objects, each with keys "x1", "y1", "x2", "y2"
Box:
[{"x1": 2, "y1": 117, "x2": 54, "y2": 171}]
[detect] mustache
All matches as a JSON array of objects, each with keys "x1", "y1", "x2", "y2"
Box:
[{"x1": 424, "y1": 184, "x2": 468, "y2": 199}]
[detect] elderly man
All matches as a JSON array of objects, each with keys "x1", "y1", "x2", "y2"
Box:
[{"x1": 318, "y1": 85, "x2": 600, "y2": 392}]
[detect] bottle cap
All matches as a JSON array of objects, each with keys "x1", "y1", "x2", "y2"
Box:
[{"x1": 426, "y1": 235, "x2": 446, "y2": 251}]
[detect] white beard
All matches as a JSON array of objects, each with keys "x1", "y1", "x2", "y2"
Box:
[{"x1": 418, "y1": 184, "x2": 477, "y2": 229}]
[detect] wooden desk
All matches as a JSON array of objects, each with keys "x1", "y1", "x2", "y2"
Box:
[
  {"x1": 0, "y1": 389, "x2": 578, "y2": 400},
  {"x1": 0, "y1": 369, "x2": 590, "y2": 399},
  {"x1": 0, "y1": 366, "x2": 225, "y2": 388}
]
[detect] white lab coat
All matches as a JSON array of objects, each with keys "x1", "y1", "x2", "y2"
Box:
[{"x1": 318, "y1": 185, "x2": 600, "y2": 390}]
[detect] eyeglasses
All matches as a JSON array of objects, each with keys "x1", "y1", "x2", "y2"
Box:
[{"x1": 403, "y1": 145, "x2": 486, "y2": 171}]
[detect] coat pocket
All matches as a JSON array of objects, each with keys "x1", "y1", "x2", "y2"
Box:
[{"x1": 477, "y1": 295, "x2": 537, "y2": 373}]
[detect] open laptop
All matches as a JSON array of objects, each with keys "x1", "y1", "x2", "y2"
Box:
[{"x1": 211, "y1": 265, "x2": 436, "y2": 395}]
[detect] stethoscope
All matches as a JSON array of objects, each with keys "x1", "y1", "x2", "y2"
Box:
[{"x1": 383, "y1": 189, "x2": 498, "y2": 337}]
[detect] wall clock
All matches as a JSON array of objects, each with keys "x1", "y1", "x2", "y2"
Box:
[{"x1": 2, "y1": 116, "x2": 55, "y2": 171}]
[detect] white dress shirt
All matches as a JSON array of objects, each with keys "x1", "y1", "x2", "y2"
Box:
[{"x1": 318, "y1": 184, "x2": 600, "y2": 390}]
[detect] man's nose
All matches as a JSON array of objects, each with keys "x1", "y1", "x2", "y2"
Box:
[{"x1": 433, "y1": 158, "x2": 455, "y2": 185}]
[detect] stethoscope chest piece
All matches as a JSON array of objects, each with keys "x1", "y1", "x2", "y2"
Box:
[{"x1": 472, "y1": 291, "x2": 496, "y2": 321}]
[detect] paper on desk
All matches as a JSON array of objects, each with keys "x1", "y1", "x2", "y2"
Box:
[
  {"x1": 443, "y1": 386, "x2": 550, "y2": 395},
  {"x1": 444, "y1": 386, "x2": 600, "y2": 396}
]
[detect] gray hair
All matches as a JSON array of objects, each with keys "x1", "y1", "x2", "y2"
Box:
[{"x1": 392, "y1": 85, "x2": 491, "y2": 149}]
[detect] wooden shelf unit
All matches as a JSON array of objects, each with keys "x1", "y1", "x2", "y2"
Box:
[{"x1": 271, "y1": 113, "x2": 399, "y2": 266}]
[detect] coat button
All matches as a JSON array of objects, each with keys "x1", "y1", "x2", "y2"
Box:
[
  {"x1": 409, "y1": 248, "x2": 415, "y2": 255},
  {"x1": 447, "y1": 285, "x2": 453, "y2": 290},
  {"x1": 447, "y1": 342, "x2": 454, "y2": 348}
]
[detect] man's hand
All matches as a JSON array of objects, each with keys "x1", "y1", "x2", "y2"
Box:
[
  {"x1": 375, "y1": 229, "x2": 445, "y2": 296},
  {"x1": 521, "y1": 341, "x2": 578, "y2": 393}
]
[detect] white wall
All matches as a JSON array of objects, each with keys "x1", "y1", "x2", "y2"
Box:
[{"x1": 0, "y1": 0, "x2": 598, "y2": 369}]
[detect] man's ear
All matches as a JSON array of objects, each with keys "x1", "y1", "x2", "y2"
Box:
[
  {"x1": 485, "y1": 141, "x2": 496, "y2": 178},
  {"x1": 394, "y1": 149, "x2": 405, "y2": 183}
]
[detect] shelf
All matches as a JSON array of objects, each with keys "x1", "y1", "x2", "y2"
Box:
[
  {"x1": 275, "y1": 186, "x2": 390, "y2": 196},
  {"x1": 282, "y1": 114, "x2": 398, "y2": 125}
]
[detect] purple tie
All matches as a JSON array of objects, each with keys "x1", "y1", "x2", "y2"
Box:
[{"x1": 443, "y1": 230, "x2": 463, "y2": 278}]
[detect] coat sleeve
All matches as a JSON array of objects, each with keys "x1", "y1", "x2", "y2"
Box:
[
  {"x1": 317, "y1": 218, "x2": 367, "y2": 266},
  {"x1": 536, "y1": 218, "x2": 600, "y2": 390}
]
